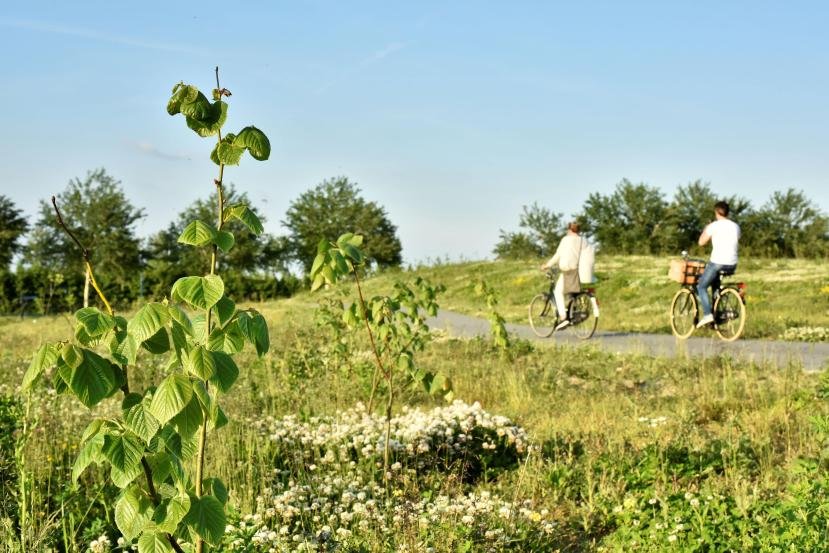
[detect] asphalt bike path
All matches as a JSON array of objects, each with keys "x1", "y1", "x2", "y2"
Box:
[{"x1": 426, "y1": 310, "x2": 829, "y2": 372}]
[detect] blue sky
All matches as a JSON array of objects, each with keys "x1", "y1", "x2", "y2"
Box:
[{"x1": 1, "y1": 1, "x2": 827, "y2": 263}]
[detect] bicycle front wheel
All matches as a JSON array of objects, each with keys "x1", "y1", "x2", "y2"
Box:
[
  {"x1": 528, "y1": 294, "x2": 557, "y2": 337},
  {"x1": 714, "y1": 288, "x2": 746, "y2": 342},
  {"x1": 670, "y1": 288, "x2": 697, "y2": 339},
  {"x1": 568, "y1": 293, "x2": 598, "y2": 340}
]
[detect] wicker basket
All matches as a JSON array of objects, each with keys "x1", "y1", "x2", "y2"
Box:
[{"x1": 668, "y1": 259, "x2": 706, "y2": 284}]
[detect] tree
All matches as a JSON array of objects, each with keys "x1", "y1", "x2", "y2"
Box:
[
  {"x1": 284, "y1": 177, "x2": 402, "y2": 272},
  {"x1": 664, "y1": 181, "x2": 752, "y2": 253},
  {"x1": 0, "y1": 195, "x2": 28, "y2": 270},
  {"x1": 743, "y1": 189, "x2": 829, "y2": 257},
  {"x1": 144, "y1": 184, "x2": 284, "y2": 298},
  {"x1": 493, "y1": 203, "x2": 564, "y2": 259},
  {"x1": 25, "y1": 169, "x2": 144, "y2": 306},
  {"x1": 577, "y1": 180, "x2": 668, "y2": 254}
]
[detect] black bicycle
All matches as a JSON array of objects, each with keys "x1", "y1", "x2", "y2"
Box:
[
  {"x1": 669, "y1": 251, "x2": 747, "y2": 342},
  {"x1": 528, "y1": 270, "x2": 599, "y2": 339}
]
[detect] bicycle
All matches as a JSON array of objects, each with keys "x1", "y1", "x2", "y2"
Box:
[
  {"x1": 528, "y1": 270, "x2": 599, "y2": 339},
  {"x1": 669, "y1": 251, "x2": 747, "y2": 342}
]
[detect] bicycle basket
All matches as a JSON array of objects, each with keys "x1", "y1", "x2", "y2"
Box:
[{"x1": 668, "y1": 259, "x2": 705, "y2": 284}]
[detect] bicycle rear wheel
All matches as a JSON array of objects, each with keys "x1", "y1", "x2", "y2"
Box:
[
  {"x1": 528, "y1": 294, "x2": 557, "y2": 337},
  {"x1": 714, "y1": 288, "x2": 746, "y2": 342},
  {"x1": 568, "y1": 293, "x2": 598, "y2": 340},
  {"x1": 670, "y1": 288, "x2": 697, "y2": 339}
]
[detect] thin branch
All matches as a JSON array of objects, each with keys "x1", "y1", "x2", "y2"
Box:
[{"x1": 51, "y1": 196, "x2": 113, "y2": 316}]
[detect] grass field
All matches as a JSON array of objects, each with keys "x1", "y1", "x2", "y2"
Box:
[{"x1": 2, "y1": 257, "x2": 829, "y2": 551}]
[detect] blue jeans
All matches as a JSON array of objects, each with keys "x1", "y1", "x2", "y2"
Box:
[{"x1": 697, "y1": 262, "x2": 736, "y2": 317}]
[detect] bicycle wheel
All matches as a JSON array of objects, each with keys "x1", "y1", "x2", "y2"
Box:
[
  {"x1": 568, "y1": 293, "x2": 598, "y2": 340},
  {"x1": 714, "y1": 288, "x2": 746, "y2": 342},
  {"x1": 528, "y1": 294, "x2": 557, "y2": 337},
  {"x1": 670, "y1": 288, "x2": 697, "y2": 339}
]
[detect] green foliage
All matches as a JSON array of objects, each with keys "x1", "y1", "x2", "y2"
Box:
[
  {"x1": 24, "y1": 168, "x2": 145, "y2": 301},
  {"x1": 284, "y1": 176, "x2": 403, "y2": 272},
  {"x1": 21, "y1": 73, "x2": 272, "y2": 551},
  {"x1": 494, "y1": 203, "x2": 564, "y2": 259},
  {"x1": 0, "y1": 195, "x2": 29, "y2": 270},
  {"x1": 474, "y1": 280, "x2": 511, "y2": 353}
]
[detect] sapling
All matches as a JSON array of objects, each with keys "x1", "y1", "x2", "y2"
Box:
[{"x1": 21, "y1": 68, "x2": 271, "y2": 552}]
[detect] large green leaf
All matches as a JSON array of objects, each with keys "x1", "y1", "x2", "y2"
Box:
[
  {"x1": 177, "y1": 220, "x2": 216, "y2": 247},
  {"x1": 115, "y1": 485, "x2": 154, "y2": 541},
  {"x1": 222, "y1": 204, "x2": 264, "y2": 235},
  {"x1": 171, "y1": 275, "x2": 224, "y2": 311},
  {"x1": 167, "y1": 83, "x2": 199, "y2": 115},
  {"x1": 72, "y1": 431, "x2": 106, "y2": 482},
  {"x1": 75, "y1": 307, "x2": 116, "y2": 337},
  {"x1": 233, "y1": 126, "x2": 271, "y2": 161},
  {"x1": 22, "y1": 343, "x2": 59, "y2": 391},
  {"x1": 171, "y1": 395, "x2": 203, "y2": 438},
  {"x1": 103, "y1": 433, "x2": 145, "y2": 475},
  {"x1": 154, "y1": 491, "x2": 190, "y2": 533},
  {"x1": 214, "y1": 230, "x2": 235, "y2": 253},
  {"x1": 111, "y1": 331, "x2": 138, "y2": 367},
  {"x1": 168, "y1": 305, "x2": 193, "y2": 335},
  {"x1": 141, "y1": 327, "x2": 171, "y2": 354},
  {"x1": 128, "y1": 303, "x2": 171, "y2": 344},
  {"x1": 202, "y1": 478, "x2": 229, "y2": 504},
  {"x1": 214, "y1": 296, "x2": 236, "y2": 327},
  {"x1": 137, "y1": 532, "x2": 174, "y2": 553},
  {"x1": 149, "y1": 373, "x2": 194, "y2": 425},
  {"x1": 185, "y1": 495, "x2": 226, "y2": 546},
  {"x1": 207, "y1": 322, "x2": 244, "y2": 354},
  {"x1": 209, "y1": 352, "x2": 239, "y2": 393},
  {"x1": 212, "y1": 135, "x2": 244, "y2": 166},
  {"x1": 184, "y1": 345, "x2": 215, "y2": 380},
  {"x1": 125, "y1": 398, "x2": 161, "y2": 445},
  {"x1": 186, "y1": 100, "x2": 227, "y2": 137},
  {"x1": 237, "y1": 311, "x2": 269, "y2": 357},
  {"x1": 59, "y1": 348, "x2": 121, "y2": 408}
]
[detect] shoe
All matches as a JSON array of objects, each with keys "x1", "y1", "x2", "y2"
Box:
[
  {"x1": 696, "y1": 314, "x2": 714, "y2": 328},
  {"x1": 555, "y1": 319, "x2": 571, "y2": 331}
]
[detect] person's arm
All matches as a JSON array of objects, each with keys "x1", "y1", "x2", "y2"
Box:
[
  {"x1": 541, "y1": 244, "x2": 562, "y2": 270},
  {"x1": 698, "y1": 223, "x2": 712, "y2": 246}
]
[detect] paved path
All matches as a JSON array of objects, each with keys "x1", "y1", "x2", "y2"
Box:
[{"x1": 426, "y1": 310, "x2": 829, "y2": 372}]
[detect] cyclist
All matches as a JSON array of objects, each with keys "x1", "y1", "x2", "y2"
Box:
[
  {"x1": 540, "y1": 221, "x2": 588, "y2": 330},
  {"x1": 696, "y1": 201, "x2": 740, "y2": 327}
]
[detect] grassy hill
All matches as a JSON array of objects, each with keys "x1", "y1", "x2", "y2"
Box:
[{"x1": 357, "y1": 255, "x2": 829, "y2": 340}]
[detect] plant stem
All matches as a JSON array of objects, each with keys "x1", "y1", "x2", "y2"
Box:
[
  {"x1": 195, "y1": 66, "x2": 226, "y2": 553},
  {"x1": 353, "y1": 270, "x2": 387, "y2": 413}
]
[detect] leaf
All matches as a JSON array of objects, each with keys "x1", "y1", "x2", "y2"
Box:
[
  {"x1": 250, "y1": 313, "x2": 269, "y2": 356},
  {"x1": 172, "y1": 275, "x2": 225, "y2": 311},
  {"x1": 184, "y1": 345, "x2": 215, "y2": 380},
  {"x1": 171, "y1": 395, "x2": 203, "y2": 438},
  {"x1": 208, "y1": 322, "x2": 244, "y2": 354},
  {"x1": 125, "y1": 399, "x2": 161, "y2": 445},
  {"x1": 103, "y1": 432, "x2": 144, "y2": 474},
  {"x1": 168, "y1": 305, "x2": 193, "y2": 335},
  {"x1": 177, "y1": 220, "x2": 216, "y2": 247},
  {"x1": 115, "y1": 485, "x2": 154, "y2": 541},
  {"x1": 233, "y1": 126, "x2": 270, "y2": 161},
  {"x1": 141, "y1": 327, "x2": 171, "y2": 355},
  {"x1": 128, "y1": 303, "x2": 171, "y2": 344},
  {"x1": 213, "y1": 137, "x2": 244, "y2": 166},
  {"x1": 209, "y1": 352, "x2": 239, "y2": 393},
  {"x1": 72, "y1": 431, "x2": 106, "y2": 482},
  {"x1": 149, "y1": 373, "x2": 194, "y2": 425},
  {"x1": 311, "y1": 273, "x2": 325, "y2": 292},
  {"x1": 75, "y1": 307, "x2": 115, "y2": 337},
  {"x1": 186, "y1": 100, "x2": 227, "y2": 137},
  {"x1": 154, "y1": 491, "x2": 190, "y2": 533},
  {"x1": 341, "y1": 243, "x2": 364, "y2": 263},
  {"x1": 222, "y1": 204, "x2": 264, "y2": 235},
  {"x1": 111, "y1": 332, "x2": 138, "y2": 367},
  {"x1": 166, "y1": 83, "x2": 199, "y2": 116},
  {"x1": 59, "y1": 348, "x2": 121, "y2": 408},
  {"x1": 137, "y1": 532, "x2": 174, "y2": 553},
  {"x1": 214, "y1": 230, "x2": 235, "y2": 253},
  {"x1": 202, "y1": 478, "x2": 228, "y2": 504},
  {"x1": 185, "y1": 495, "x2": 226, "y2": 546},
  {"x1": 214, "y1": 296, "x2": 236, "y2": 327},
  {"x1": 22, "y1": 343, "x2": 59, "y2": 391}
]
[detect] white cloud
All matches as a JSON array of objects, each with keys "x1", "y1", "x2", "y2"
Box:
[
  {"x1": 134, "y1": 142, "x2": 191, "y2": 161},
  {"x1": 0, "y1": 18, "x2": 204, "y2": 54}
]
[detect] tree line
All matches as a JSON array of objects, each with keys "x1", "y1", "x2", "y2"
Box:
[
  {"x1": 0, "y1": 170, "x2": 402, "y2": 314},
  {"x1": 495, "y1": 179, "x2": 829, "y2": 260}
]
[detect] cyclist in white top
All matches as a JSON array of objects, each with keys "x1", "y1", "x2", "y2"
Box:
[
  {"x1": 540, "y1": 222, "x2": 587, "y2": 330},
  {"x1": 696, "y1": 201, "x2": 740, "y2": 327}
]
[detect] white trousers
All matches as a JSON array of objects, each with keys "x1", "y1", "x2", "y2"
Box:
[{"x1": 554, "y1": 275, "x2": 568, "y2": 319}]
